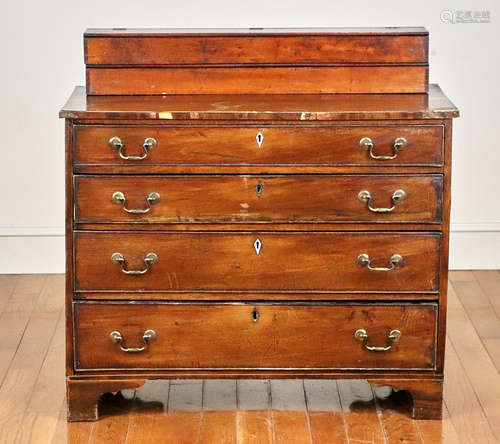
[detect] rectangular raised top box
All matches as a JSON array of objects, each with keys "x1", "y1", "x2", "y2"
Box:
[{"x1": 85, "y1": 27, "x2": 429, "y2": 95}]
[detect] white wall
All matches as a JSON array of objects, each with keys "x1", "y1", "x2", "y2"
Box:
[{"x1": 0, "y1": 0, "x2": 499, "y2": 273}]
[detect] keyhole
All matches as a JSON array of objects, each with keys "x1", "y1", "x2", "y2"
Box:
[
  {"x1": 253, "y1": 239, "x2": 262, "y2": 255},
  {"x1": 252, "y1": 308, "x2": 260, "y2": 323},
  {"x1": 256, "y1": 182, "x2": 263, "y2": 198},
  {"x1": 256, "y1": 132, "x2": 264, "y2": 148}
]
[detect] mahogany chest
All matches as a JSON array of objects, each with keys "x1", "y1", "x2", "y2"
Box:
[{"x1": 60, "y1": 27, "x2": 458, "y2": 421}]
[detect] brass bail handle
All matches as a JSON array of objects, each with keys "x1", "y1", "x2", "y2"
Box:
[
  {"x1": 112, "y1": 191, "x2": 161, "y2": 214},
  {"x1": 109, "y1": 136, "x2": 157, "y2": 160},
  {"x1": 109, "y1": 329, "x2": 157, "y2": 353},
  {"x1": 357, "y1": 253, "x2": 404, "y2": 272},
  {"x1": 354, "y1": 329, "x2": 402, "y2": 352},
  {"x1": 359, "y1": 137, "x2": 408, "y2": 160},
  {"x1": 358, "y1": 189, "x2": 406, "y2": 213},
  {"x1": 110, "y1": 252, "x2": 159, "y2": 275}
]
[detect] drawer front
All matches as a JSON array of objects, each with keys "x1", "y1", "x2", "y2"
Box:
[
  {"x1": 74, "y1": 175, "x2": 443, "y2": 224},
  {"x1": 74, "y1": 232, "x2": 441, "y2": 292},
  {"x1": 73, "y1": 302, "x2": 437, "y2": 370},
  {"x1": 74, "y1": 126, "x2": 443, "y2": 167}
]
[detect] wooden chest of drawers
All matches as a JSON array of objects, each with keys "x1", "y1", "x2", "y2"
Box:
[{"x1": 61, "y1": 28, "x2": 458, "y2": 421}]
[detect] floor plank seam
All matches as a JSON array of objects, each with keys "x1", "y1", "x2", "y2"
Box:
[
  {"x1": 0, "y1": 275, "x2": 49, "y2": 389},
  {"x1": 335, "y1": 381, "x2": 351, "y2": 444},
  {"x1": 165, "y1": 379, "x2": 172, "y2": 414},
  {"x1": 0, "y1": 275, "x2": 18, "y2": 318},
  {"x1": 370, "y1": 385, "x2": 390, "y2": 444},
  {"x1": 471, "y1": 272, "x2": 500, "y2": 316},
  {"x1": 445, "y1": 333, "x2": 497, "y2": 441},
  {"x1": 13, "y1": 306, "x2": 66, "y2": 444},
  {"x1": 449, "y1": 279, "x2": 500, "y2": 378},
  {"x1": 121, "y1": 389, "x2": 137, "y2": 444},
  {"x1": 451, "y1": 273, "x2": 500, "y2": 378},
  {"x1": 302, "y1": 380, "x2": 314, "y2": 444}
]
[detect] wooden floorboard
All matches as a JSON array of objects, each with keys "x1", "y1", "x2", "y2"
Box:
[
  {"x1": 373, "y1": 385, "x2": 423, "y2": 444},
  {"x1": 0, "y1": 275, "x2": 18, "y2": 318},
  {"x1": 442, "y1": 335, "x2": 497, "y2": 444},
  {"x1": 415, "y1": 403, "x2": 461, "y2": 444},
  {"x1": 236, "y1": 380, "x2": 272, "y2": 444},
  {"x1": 270, "y1": 379, "x2": 312, "y2": 444},
  {"x1": 123, "y1": 381, "x2": 167, "y2": 444},
  {"x1": 338, "y1": 379, "x2": 387, "y2": 444},
  {"x1": 0, "y1": 275, "x2": 60, "y2": 443},
  {"x1": 470, "y1": 270, "x2": 500, "y2": 373},
  {"x1": 451, "y1": 271, "x2": 500, "y2": 340},
  {"x1": 304, "y1": 380, "x2": 348, "y2": 444},
  {"x1": 472, "y1": 271, "x2": 500, "y2": 319},
  {"x1": 0, "y1": 275, "x2": 47, "y2": 386},
  {"x1": 1, "y1": 273, "x2": 500, "y2": 443},
  {"x1": 448, "y1": 273, "x2": 500, "y2": 438},
  {"x1": 17, "y1": 306, "x2": 65, "y2": 444}
]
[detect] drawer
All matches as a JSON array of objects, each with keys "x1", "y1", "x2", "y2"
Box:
[
  {"x1": 73, "y1": 302, "x2": 437, "y2": 370},
  {"x1": 74, "y1": 231, "x2": 441, "y2": 292},
  {"x1": 74, "y1": 174, "x2": 443, "y2": 224},
  {"x1": 73, "y1": 125, "x2": 443, "y2": 167}
]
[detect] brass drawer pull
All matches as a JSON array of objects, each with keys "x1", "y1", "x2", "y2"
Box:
[
  {"x1": 359, "y1": 137, "x2": 408, "y2": 160},
  {"x1": 354, "y1": 328, "x2": 402, "y2": 352},
  {"x1": 112, "y1": 191, "x2": 161, "y2": 214},
  {"x1": 110, "y1": 252, "x2": 159, "y2": 275},
  {"x1": 109, "y1": 329, "x2": 157, "y2": 353},
  {"x1": 357, "y1": 253, "x2": 403, "y2": 271},
  {"x1": 358, "y1": 189, "x2": 406, "y2": 213},
  {"x1": 108, "y1": 136, "x2": 157, "y2": 160}
]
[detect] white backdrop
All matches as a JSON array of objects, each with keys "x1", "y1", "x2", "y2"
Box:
[{"x1": 0, "y1": 0, "x2": 499, "y2": 273}]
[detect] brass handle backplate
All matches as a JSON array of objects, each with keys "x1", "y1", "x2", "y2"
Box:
[
  {"x1": 109, "y1": 329, "x2": 157, "y2": 353},
  {"x1": 359, "y1": 137, "x2": 408, "y2": 160},
  {"x1": 354, "y1": 328, "x2": 402, "y2": 352},
  {"x1": 109, "y1": 136, "x2": 157, "y2": 160},
  {"x1": 110, "y1": 252, "x2": 158, "y2": 275},
  {"x1": 357, "y1": 253, "x2": 403, "y2": 271},
  {"x1": 358, "y1": 189, "x2": 406, "y2": 213},
  {"x1": 112, "y1": 191, "x2": 161, "y2": 214}
]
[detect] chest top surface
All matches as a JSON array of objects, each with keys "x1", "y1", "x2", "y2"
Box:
[{"x1": 60, "y1": 84, "x2": 458, "y2": 121}]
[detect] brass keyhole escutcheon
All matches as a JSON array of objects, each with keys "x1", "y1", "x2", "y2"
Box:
[
  {"x1": 252, "y1": 308, "x2": 260, "y2": 323},
  {"x1": 256, "y1": 182, "x2": 263, "y2": 198}
]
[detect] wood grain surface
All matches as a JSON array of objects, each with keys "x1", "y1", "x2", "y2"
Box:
[
  {"x1": 73, "y1": 302, "x2": 437, "y2": 370},
  {"x1": 87, "y1": 65, "x2": 428, "y2": 95},
  {"x1": 74, "y1": 174, "x2": 443, "y2": 224},
  {"x1": 85, "y1": 34, "x2": 427, "y2": 65},
  {"x1": 73, "y1": 231, "x2": 441, "y2": 293},
  {"x1": 73, "y1": 124, "x2": 443, "y2": 167},
  {"x1": 60, "y1": 84, "x2": 459, "y2": 121}
]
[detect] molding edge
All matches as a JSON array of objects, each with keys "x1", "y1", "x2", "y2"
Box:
[{"x1": 0, "y1": 225, "x2": 64, "y2": 237}]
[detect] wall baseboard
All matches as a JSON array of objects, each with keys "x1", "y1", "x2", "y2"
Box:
[
  {"x1": 0, "y1": 224, "x2": 498, "y2": 273},
  {"x1": 0, "y1": 229, "x2": 65, "y2": 274}
]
